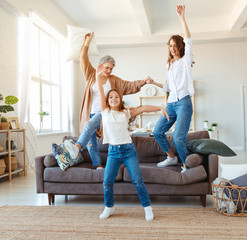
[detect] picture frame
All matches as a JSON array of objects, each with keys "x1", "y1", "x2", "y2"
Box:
[{"x1": 8, "y1": 117, "x2": 19, "y2": 129}]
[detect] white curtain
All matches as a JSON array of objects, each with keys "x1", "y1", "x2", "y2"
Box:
[
  {"x1": 17, "y1": 17, "x2": 37, "y2": 170},
  {"x1": 65, "y1": 60, "x2": 77, "y2": 137},
  {"x1": 18, "y1": 17, "x2": 32, "y2": 125}
]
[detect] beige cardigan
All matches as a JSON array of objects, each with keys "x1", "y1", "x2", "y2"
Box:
[{"x1": 79, "y1": 46, "x2": 146, "y2": 134}]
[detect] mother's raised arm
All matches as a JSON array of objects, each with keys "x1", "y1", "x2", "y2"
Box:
[{"x1": 177, "y1": 5, "x2": 191, "y2": 39}]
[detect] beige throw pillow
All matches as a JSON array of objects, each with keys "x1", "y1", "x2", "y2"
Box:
[{"x1": 66, "y1": 24, "x2": 99, "y2": 61}]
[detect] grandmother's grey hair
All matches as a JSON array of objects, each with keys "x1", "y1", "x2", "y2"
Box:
[{"x1": 99, "y1": 55, "x2": 116, "y2": 66}]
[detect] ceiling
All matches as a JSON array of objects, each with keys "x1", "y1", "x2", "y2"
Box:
[{"x1": 52, "y1": 0, "x2": 247, "y2": 47}]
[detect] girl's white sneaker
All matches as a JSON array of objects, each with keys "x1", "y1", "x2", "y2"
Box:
[{"x1": 99, "y1": 207, "x2": 115, "y2": 219}]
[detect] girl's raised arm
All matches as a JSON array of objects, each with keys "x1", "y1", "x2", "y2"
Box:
[
  {"x1": 96, "y1": 65, "x2": 107, "y2": 111},
  {"x1": 130, "y1": 105, "x2": 169, "y2": 121}
]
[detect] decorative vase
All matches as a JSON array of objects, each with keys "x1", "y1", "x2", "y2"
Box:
[
  {"x1": 6, "y1": 140, "x2": 16, "y2": 150},
  {"x1": 0, "y1": 159, "x2": 6, "y2": 175},
  {"x1": 4, "y1": 155, "x2": 18, "y2": 172}
]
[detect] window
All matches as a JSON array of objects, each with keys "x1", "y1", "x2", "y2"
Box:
[{"x1": 29, "y1": 13, "x2": 67, "y2": 133}]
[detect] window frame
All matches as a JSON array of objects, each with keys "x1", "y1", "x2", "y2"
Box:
[{"x1": 29, "y1": 21, "x2": 63, "y2": 134}]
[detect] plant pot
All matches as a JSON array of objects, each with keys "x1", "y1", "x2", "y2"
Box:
[
  {"x1": 1, "y1": 122, "x2": 9, "y2": 130},
  {"x1": 4, "y1": 156, "x2": 18, "y2": 172},
  {"x1": 208, "y1": 131, "x2": 213, "y2": 139},
  {"x1": 212, "y1": 126, "x2": 217, "y2": 132},
  {"x1": 203, "y1": 121, "x2": 209, "y2": 130},
  {"x1": 0, "y1": 159, "x2": 6, "y2": 175}
]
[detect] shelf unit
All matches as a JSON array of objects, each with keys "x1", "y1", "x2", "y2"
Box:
[
  {"x1": 139, "y1": 96, "x2": 166, "y2": 128},
  {"x1": 0, "y1": 129, "x2": 26, "y2": 181},
  {"x1": 138, "y1": 95, "x2": 195, "y2": 131}
]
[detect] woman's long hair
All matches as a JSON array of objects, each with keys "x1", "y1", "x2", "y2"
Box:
[{"x1": 167, "y1": 35, "x2": 194, "y2": 70}]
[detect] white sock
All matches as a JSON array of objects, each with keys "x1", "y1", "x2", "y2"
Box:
[
  {"x1": 64, "y1": 140, "x2": 79, "y2": 159},
  {"x1": 99, "y1": 207, "x2": 115, "y2": 219},
  {"x1": 144, "y1": 206, "x2": 154, "y2": 221}
]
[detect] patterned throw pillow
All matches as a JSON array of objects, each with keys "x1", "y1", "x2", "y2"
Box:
[{"x1": 52, "y1": 143, "x2": 83, "y2": 171}]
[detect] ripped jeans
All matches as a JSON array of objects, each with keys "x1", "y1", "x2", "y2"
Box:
[
  {"x1": 103, "y1": 143, "x2": 151, "y2": 207},
  {"x1": 76, "y1": 113, "x2": 102, "y2": 167}
]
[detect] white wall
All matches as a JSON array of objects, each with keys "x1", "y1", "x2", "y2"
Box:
[
  {"x1": 0, "y1": 5, "x2": 19, "y2": 114},
  {"x1": 96, "y1": 40, "x2": 247, "y2": 149},
  {"x1": 0, "y1": 1, "x2": 77, "y2": 157}
]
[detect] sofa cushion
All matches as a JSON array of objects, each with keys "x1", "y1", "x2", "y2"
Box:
[
  {"x1": 44, "y1": 163, "x2": 125, "y2": 183},
  {"x1": 185, "y1": 153, "x2": 204, "y2": 168},
  {"x1": 187, "y1": 139, "x2": 236, "y2": 156},
  {"x1": 44, "y1": 154, "x2": 57, "y2": 167},
  {"x1": 123, "y1": 163, "x2": 207, "y2": 185}
]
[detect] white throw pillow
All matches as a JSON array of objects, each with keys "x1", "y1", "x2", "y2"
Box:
[
  {"x1": 66, "y1": 24, "x2": 99, "y2": 62},
  {"x1": 220, "y1": 162, "x2": 247, "y2": 180}
]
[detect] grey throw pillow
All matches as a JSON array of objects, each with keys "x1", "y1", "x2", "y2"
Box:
[
  {"x1": 185, "y1": 153, "x2": 204, "y2": 168},
  {"x1": 187, "y1": 139, "x2": 236, "y2": 156}
]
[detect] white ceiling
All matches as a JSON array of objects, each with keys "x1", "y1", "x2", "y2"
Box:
[{"x1": 52, "y1": 0, "x2": 247, "y2": 47}]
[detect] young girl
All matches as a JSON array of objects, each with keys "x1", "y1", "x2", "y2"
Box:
[
  {"x1": 96, "y1": 65, "x2": 169, "y2": 221},
  {"x1": 152, "y1": 5, "x2": 194, "y2": 173}
]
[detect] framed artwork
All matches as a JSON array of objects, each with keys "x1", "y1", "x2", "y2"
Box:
[{"x1": 8, "y1": 117, "x2": 19, "y2": 129}]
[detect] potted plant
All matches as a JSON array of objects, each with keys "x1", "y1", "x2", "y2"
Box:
[
  {"x1": 38, "y1": 111, "x2": 49, "y2": 130},
  {"x1": 211, "y1": 123, "x2": 218, "y2": 131},
  {"x1": 1, "y1": 117, "x2": 9, "y2": 130},
  {"x1": 0, "y1": 93, "x2": 19, "y2": 130},
  {"x1": 208, "y1": 128, "x2": 213, "y2": 139}
]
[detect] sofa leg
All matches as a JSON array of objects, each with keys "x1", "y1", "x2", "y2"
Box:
[
  {"x1": 52, "y1": 194, "x2": 55, "y2": 204},
  {"x1": 48, "y1": 194, "x2": 55, "y2": 205},
  {"x1": 201, "y1": 195, "x2": 206, "y2": 207}
]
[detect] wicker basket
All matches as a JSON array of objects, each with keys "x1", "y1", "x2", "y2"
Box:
[
  {"x1": 212, "y1": 180, "x2": 247, "y2": 216},
  {"x1": 4, "y1": 156, "x2": 18, "y2": 172}
]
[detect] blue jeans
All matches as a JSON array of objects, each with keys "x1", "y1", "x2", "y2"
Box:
[
  {"x1": 153, "y1": 95, "x2": 193, "y2": 163},
  {"x1": 103, "y1": 143, "x2": 151, "y2": 207},
  {"x1": 76, "y1": 113, "x2": 102, "y2": 167}
]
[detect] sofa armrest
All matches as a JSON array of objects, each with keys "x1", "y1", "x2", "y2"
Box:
[
  {"x1": 35, "y1": 155, "x2": 46, "y2": 193},
  {"x1": 206, "y1": 154, "x2": 219, "y2": 193}
]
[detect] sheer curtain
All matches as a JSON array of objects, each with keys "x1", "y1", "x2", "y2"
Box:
[
  {"x1": 65, "y1": 60, "x2": 77, "y2": 137},
  {"x1": 17, "y1": 17, "x2": 37, "y2": 169},
  {"x1": 18, "y1": 17, "x2": 32, "y2": 125}
]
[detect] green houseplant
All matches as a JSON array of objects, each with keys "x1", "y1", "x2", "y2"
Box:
[
  {"x1": 38, "y1": 111, "x2": 49, "y2": 130},
  {"x1": 0, "y1": 93, "x2": 19, "y2": 113},
  {"x1": 0, "y1": 93, "x2": 19, "y2": 130}
]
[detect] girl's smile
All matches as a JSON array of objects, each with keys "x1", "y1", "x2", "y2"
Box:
[{"x1": 108, "y1": 91, "x2": 120, "y2": 109}]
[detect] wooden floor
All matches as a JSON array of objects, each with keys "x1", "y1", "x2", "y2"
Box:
[{"x1": 0, "y1": 150, "x2": 246, "y2": 208}]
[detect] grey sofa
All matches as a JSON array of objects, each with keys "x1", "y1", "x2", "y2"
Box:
[{"x1": 35, "y1": 131, "x2": 218, "y2": 206}]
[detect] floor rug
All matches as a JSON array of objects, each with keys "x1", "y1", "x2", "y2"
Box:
[{"x1": 0, "y1": 206, "x2": 246, "y2": 239}]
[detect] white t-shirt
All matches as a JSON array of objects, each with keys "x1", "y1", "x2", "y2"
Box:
[
  {"x1": 101, "y1": 108, "x2": 132, "y2": 145},
  {"x1": 91, "y1": 80, "x2": 111, "y2": 114},
  {"x1": 163, "y1": 37, "x2": 195, "y2": 103}
]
